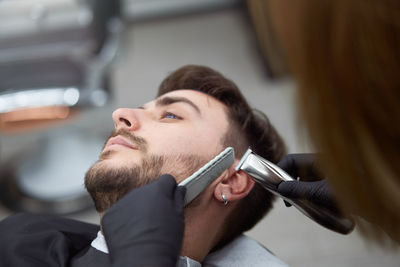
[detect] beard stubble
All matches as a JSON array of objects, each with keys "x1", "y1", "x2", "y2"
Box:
[{"x1": 85, "y1": 151, "x2": 209, "y2": 213}]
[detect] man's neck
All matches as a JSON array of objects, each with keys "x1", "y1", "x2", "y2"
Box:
[
  {"x1": 98, "y1": 193, "x2": 232, "y2": 263},
  {"x1": 179, "y1": 198, "x2": 231, "y2": 262}
]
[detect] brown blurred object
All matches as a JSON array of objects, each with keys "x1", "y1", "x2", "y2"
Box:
[
  {"x1": 246, "y1": 0, "x2": 288, "y2": 78},
  {"x1": 0, "y1": 106, "x2": 78, "y2": 134},
  {"x1": 269, "y1": 0, "x2": 400, "y2": 244}
]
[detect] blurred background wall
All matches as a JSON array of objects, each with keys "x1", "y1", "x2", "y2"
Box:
[{"x1": 0, "y1": 1, "x2": 399, "y2": 266}]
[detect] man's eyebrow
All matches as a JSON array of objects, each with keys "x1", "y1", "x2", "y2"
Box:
[{"x1": 155, "y1": 96, "x2": 201, "y2": 114}]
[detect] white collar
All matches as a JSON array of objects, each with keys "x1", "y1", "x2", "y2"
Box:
[{"x1": 91, "y1": 231, "x2": 109, "y2": 254}]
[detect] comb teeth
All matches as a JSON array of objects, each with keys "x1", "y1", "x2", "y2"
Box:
[{"x1": 179, "y1": 147, "x2": 235, "y2": 205}]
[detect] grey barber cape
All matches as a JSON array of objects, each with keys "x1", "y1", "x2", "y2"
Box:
[
  {"x1": 0, "y1": 213, "x2": 288, "y2": 267},
  {"x1": 73, "y1": 231, "x2": 288, "y2": 267}
]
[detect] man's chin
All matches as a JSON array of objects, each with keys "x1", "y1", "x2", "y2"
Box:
[
  {"x1": 99, "y1": 149, "x2": 115, "y2": 160},
  {"x1": 84, "y1": 154, "x2": 164, "y2": 213},
  {"x1": 99, "y1": 150, "x2": 142, "y2": 167}
]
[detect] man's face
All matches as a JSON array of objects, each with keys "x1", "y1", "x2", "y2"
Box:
[{"x1": 85, "y1": 90, "x2": 230, "y2": 212}]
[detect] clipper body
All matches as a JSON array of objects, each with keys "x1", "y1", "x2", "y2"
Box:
[{"x1": 236, "y1": 148, "x2": 355, "y2": 234}]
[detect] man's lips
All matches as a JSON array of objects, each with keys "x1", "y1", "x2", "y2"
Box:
[{"x1": 105, "y1": 136, "x2": 138, "y2": 150}]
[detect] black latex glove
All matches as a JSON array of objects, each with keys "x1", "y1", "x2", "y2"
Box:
[
  {"x1": 276, "y1": 154, "x2": 339, "y2": 213},
  {"x1": 102, "y1": 174, "x2": 186, "y2": 267}
]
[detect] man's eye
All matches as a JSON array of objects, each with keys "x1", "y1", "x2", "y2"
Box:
[{"x1": 161, "y1": 112, "x2": 181, "y2": 120}]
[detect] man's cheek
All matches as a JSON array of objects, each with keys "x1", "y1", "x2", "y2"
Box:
[{"x1": 149, "y1": 139, "x2": 189, "y2": 155}]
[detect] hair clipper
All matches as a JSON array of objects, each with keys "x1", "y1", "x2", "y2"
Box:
[{"x1": 235, "y1": 148, "x2": 355, "y2": 234}]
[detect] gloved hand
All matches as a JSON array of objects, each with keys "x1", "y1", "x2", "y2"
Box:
[
  {"x1": 102, "y1": 174, "x2": 186, "y2": 267},
  {"x1": 276, "y1": 154, "x2": 340, "y2": 214}
]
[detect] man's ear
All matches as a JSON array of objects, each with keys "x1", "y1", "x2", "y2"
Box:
[{"x1": 214, "y1": 159, "x2": 255, "y2": 204}]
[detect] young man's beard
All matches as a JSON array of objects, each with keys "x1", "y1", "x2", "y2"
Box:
[{"x1": 84, "y1": 153, "x2": 209, "y2": 213}]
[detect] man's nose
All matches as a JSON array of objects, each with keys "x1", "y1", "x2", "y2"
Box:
[{"x1": 112, "y1": 108, "x2": 140, "y2": 131}]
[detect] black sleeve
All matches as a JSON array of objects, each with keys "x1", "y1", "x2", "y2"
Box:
[{"x1": 0, "y1": 213, "x2": 99, "y2": 267}]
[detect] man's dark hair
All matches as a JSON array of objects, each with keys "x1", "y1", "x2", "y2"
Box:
[{"x1": 157, "y1": 65, "x2": 287, "y2": 248}]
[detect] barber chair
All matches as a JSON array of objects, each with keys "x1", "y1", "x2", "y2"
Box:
[{"x1": 0, "y1": 0, "x2": 122, "y2": 214}]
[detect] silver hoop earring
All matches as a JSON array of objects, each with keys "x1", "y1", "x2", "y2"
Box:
[{"x1": 222, "y1": 194, "x2": 228, "y2": 206}]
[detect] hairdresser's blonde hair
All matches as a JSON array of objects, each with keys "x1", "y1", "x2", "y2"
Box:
[{"x1": 270, "y1": 0, "x2": 400, "y2": 243}]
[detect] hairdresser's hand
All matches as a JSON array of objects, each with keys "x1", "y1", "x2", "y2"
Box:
[
  {"x1": 276, "y1": 154, "x2": 339, "y2": 213},
  {"x1": 102, "y1": 174, "x2": 186, "y2": 267}
]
